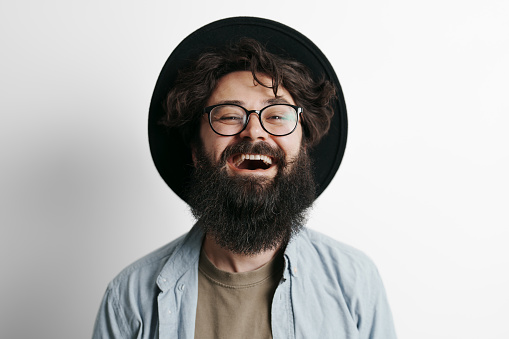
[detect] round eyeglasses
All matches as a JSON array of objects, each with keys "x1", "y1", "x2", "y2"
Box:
[{"x1": 204, "y1": 103, "x2": 303, "y2": 137}]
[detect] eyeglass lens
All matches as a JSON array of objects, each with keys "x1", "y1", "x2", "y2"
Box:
[{"x1": 209, "y1": 104, "x2": 298, "y2": 136}]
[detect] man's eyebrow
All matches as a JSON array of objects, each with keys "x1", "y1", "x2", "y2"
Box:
[
  {"x1": 212, "y1": 100, "x2": 245, "y2": 106},
  {"x1": 265, "y1": 97, "x2": 290, "y2": 105},
  {"x1": 265, "y1": 97, "x2": 292, "y2": 105},
  {"x1": 211, "y1": 98, "x2": 292, "y2": 106}
]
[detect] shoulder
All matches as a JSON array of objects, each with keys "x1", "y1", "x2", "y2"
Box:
[
  {"x1": 104, "y1": 222, "x2": 204, "y2": 299},
  {"x1": 102, "y1": 231, "x2": 192, "y2": 315},
  {"x1": 290, "y1": 228, "x2": 384, "y2": 297},
  {"x1": 107, "y1": 232, "x2": 188, "y2": 292},
  {"x1": 296, "y1": 227, "x2": 378, "y2": 273},
  {"x1": 288, "y1": 229, "x2": 397, "y2": 338},
  {"x1": 93, "y1": 232, "x2": 190, "y2": 338},
  {"x1": 94, "y1": 229, "x2": 201, "y2": 337}
]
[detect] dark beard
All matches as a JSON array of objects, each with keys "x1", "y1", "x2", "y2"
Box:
[{"x1": 187, "y1": 140, "x2": 316, "y2": 256}]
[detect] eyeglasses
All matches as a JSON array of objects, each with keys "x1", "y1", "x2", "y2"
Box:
[{"x1": 204, "y1": 103, "x2": 303, "y2": 137}]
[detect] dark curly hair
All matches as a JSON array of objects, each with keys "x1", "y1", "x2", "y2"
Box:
[{"x1": 160, "y1": 38, "x2": 336, "y2": 147}]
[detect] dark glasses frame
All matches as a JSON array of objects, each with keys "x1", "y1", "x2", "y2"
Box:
[{"x1": 203, "y1": 103, "x2": 303, "y2": 137}]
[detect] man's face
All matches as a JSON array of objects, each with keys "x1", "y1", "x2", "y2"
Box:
[
  {"x1": 197, "y1": 71, "x2": 303, "y2": 178},
  {"x1": 188, "y1": 71, "x2": 315, "y2": 255}
]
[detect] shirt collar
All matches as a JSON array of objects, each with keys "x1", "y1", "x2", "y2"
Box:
[
  {"x1": 157, "y1": 222, "x2": 204, "y2": 291},
  {"x1": 156, "y1": 223, "x2": 305, "y2": 289},
  {"x1": 282, "y1": 229, "x2": 304, "y2": 279}
]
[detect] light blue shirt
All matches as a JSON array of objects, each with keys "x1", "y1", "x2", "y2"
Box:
[{"x1": 93, "y1": 223, "x2": 397, "y2": 338}]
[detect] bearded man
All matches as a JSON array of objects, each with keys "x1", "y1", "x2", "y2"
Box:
[{"x1": 93, "y1": 17, "x2": 397, "y2": 339}]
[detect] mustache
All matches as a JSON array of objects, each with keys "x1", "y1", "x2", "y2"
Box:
[{"x1": 219, "y1": 140, "x2": 287, "y2": 168}]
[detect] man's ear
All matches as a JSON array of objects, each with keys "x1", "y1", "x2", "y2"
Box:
[
  {"x1": 300, "y1": 136, "x2": 309, "y2": 154},
  {"x1": 191, "y1": 144, "x2": 198, "y2": 167},
  {"x1": 187, "y1": 125, "x2": 200, "y2": 167}
]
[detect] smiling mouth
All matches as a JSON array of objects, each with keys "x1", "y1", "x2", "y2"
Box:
[{"x1": 230, "y1": 153, "x2": 275, "y2": 170}]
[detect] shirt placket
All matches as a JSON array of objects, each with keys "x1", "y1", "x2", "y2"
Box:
[{"x1": 271, "y1": 256, "x2": 295, "y2": 339}]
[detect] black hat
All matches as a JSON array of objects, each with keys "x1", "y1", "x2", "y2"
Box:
[{"x1": 149, "y1": 17, "x2": 347, "y2": 203}]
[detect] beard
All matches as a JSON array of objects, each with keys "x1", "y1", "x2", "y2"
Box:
[{"x1": 187, "y1": 140, "x2": 316, "y2": 256}]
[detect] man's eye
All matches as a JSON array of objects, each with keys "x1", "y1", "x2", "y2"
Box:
[
  {"x1": 266, "y1": 114, "x2": 291, "y2": 122},
  {"x1": 219, "y1": 115, "x2": 242, "y2": 120},
  {"x1": 213, "y1": 114, "x2": 244, "y2": 124},
  {"x1": 216, "y1": 115, "x2": 243, "y2": 121},
  {"x1": 267, "y1": 115, "x2": 284, "y2": 120}
]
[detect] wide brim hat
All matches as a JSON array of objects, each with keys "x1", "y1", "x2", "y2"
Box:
[{"x1": 149, "y1": 17, "x2": 347, "y2": 204}]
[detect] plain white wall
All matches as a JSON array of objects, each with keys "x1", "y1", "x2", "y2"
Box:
[{"x1": 1, "y1": 0, "x2": 508, "y2": 338}]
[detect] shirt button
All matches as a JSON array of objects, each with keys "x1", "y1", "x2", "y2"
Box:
[
  {"x1": 293, "y1": 267, "x2": 298, "y2": 274},
  {"x1": 178, "y1": 284, "x2": 185, "y2": 291},
  {"x1": 168, "y1": 310, "x2": 172, "y2": 314}
]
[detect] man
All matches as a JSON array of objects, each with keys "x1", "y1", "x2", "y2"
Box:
[{"x1": 93, "y1": 17, "x2": 396, "y2": 339}]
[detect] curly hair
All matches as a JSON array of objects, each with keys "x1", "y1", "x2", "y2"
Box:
[{"x1": 160, "y1": 38, "x2": 336, "y2": 147}]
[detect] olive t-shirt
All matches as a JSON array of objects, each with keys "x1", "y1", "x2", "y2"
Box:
[{"x1": 194, "y1": 250, "x2": 284, "y2": 339}]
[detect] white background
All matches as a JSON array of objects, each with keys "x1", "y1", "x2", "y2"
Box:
[{"x1": 1, "y1": 1, "x2": 508, "y2": 338}]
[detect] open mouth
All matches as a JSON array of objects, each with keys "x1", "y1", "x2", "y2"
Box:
[{"x1": 230, "y1": 153, "x2": 275, "y2": 170}]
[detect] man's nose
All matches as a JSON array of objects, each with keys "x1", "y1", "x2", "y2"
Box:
[{"x1": 239, "y1": 112, "x2": 269, "y2": 140}]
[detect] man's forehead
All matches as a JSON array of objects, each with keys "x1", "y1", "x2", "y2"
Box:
[{"x1": 207, "y1": 71, "x2": 296, "y2": 106}]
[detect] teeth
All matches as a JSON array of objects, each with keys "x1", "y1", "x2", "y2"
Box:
[
  {"x1": 233, "y1": 153, "x2": 273, "y2": 167},
  {"x1": 234, "y1": 154, "x2": 244, "y2": 167},
  {"x1": 260, "y1": 155, "x2": 272, "y2": 165}
]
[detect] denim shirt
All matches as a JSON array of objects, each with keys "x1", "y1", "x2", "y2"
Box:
[{"x1": 93, "y1": 223, "x2": 397, "y2": 338}]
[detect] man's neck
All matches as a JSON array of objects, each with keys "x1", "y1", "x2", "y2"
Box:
[{"x1": 202, "y1": 234, "x2": 281, "y2": 273}]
